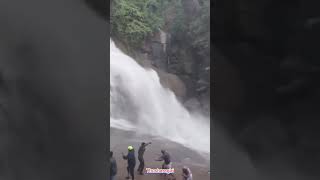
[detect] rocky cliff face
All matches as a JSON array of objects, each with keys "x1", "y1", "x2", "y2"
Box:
[{"x1": 118, "y1": 0, "x2": 210, "y2": 115}]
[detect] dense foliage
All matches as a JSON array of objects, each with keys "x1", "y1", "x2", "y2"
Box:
[
  {"x1": 111, "y1": 0, "x2": 168, "y2": 46},
  {"x1": 189, "y1": 0, "x2": 210, "y2": 55},
  {"x1": 111, "y1": 0, "x2": 210, "y2": 56},
  {"x1": 171, "y1": 0, "x2": 210, "y2": 57}
]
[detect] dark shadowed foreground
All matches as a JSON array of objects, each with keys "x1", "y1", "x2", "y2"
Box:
[
  {"x1": 0, "y1": 0, "x2": 107, "y2": 179},
  {"x1": 213, "y1": 0, "x2": 320, "y2": 179}
]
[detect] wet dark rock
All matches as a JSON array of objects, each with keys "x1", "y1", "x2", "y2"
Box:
[{"x1": 184, "y1": 98, "x2": 201, "y2": 112}]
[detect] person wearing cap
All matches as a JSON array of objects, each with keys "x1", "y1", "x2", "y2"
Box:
[
  {"x1": 137, "y1": 142, "x2": 152, "y2": 175},
  {"x1": 122, "y1": 146, "x2": 136, "y2": 180},
  {"x1": 182, "y1": 166, "x2": 192, "y2": 180}
]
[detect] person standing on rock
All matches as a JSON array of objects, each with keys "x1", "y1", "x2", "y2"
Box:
[
  {"x1": 137, "y1": 142, "x2": 152, "y2": 175},
  {"x1": 122, "y1": 146, "x2": 136, "y2": 180},
  {"x1": 110, "y1": 151, "x2": 117, "y2": 180},
  {"x1": 155, "y1": 150, "x2": 176, "y2": 179},
  {"x1": 182, "y1": 166, "x2": 192, "y2": 180},
  {"x1": 156, "y1": 150, "x2": 172, "y2": 169}
]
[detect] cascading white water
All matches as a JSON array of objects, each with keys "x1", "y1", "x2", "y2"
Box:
[{"x1": 110, "y1": 39, "x2": 210, "y2": 154}]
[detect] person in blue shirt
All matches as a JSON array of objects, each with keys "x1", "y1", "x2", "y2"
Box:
[{"x1": 122, "y1": 146, "x2": 136, "y2": 180}]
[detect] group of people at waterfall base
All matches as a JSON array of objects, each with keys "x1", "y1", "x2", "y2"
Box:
[{"x1": 110, "y1": 142, "x2": 193, "y2": 180}]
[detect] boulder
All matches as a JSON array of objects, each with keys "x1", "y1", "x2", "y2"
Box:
[
  {"x1": 156, "y1": 69, "x2": 187, "y2": 100},
  {"x1": 184, "y1": 98, "x2": 201, "y2": 112}
]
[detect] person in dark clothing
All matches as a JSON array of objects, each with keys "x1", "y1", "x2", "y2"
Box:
[
  {"x1": 155, "y1": 150, "x2": 175, "y2": 178},
  {"x1": 122, "y1": 146, "x2": 136, "y2": 180},
  {"x1": 137, "y1": 142, "x2": 152, "y2": 175},
  {"x1": 156, "y1": 150, "x2": 171, "y2": 169},
  {"x1": 110, "y1": 151, "x2": 117, "y2": 180}
]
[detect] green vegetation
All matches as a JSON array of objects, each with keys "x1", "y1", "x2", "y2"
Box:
[
  {"x1": 110, "y1": 0, "x2": 169, "y2": 47},
  {"x1": 188, "y1": 0, "x2": 210, "y2": 56},
  {"x1": 111, "y1": 0, "x2": 210, "y2": 56},
  {"x1": 171, "y1": 0, "x2": 210, "y2": 57}
]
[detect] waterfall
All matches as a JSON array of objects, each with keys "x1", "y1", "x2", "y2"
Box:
[{"x1": 110, "y1": 39, "x2": 210, "y2": 154}]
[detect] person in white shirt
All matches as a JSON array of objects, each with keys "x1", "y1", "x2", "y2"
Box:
[{"x1": 182, "y1": 166, "x2": 192, "y2": 180}]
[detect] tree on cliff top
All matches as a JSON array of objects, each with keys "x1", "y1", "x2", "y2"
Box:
[{"x1": 111, "y1": 0, "x2": 169, "y2": 46}]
